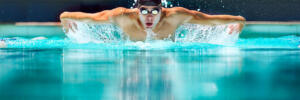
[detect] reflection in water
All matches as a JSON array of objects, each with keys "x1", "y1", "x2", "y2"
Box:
[
  {"x1": 117, "y1": 51, "x2": 174, "y2": 100},
  {"x1": 62, "y1": 47, "x2": 243, "y2": 100},
  {"x1": 0, "y1": 49, "x2": 63, "y2": 99},
  {"x1": 0, "y1": 48, "x2": 300, "y2": 99}
]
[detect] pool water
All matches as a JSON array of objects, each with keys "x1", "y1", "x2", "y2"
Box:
[
  {"x1": 0, "y1": 35, "x2": 300, "y2": 99},
  {"x1": 0, "y1": 23, "x2": 300, "y2": 99}
]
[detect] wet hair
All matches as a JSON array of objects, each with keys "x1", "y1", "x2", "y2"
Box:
[{"x1": 136, "y1": 0, "x2": 162, "y2": 7}]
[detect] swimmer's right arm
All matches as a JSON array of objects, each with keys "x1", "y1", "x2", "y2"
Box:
[
  {"x1": 60, "y1": 11, "x2": 112, "y2": 24},
  {"x1": 60, "y1": 7, "x2": 133, "y2": 23},
  {"x1": 60, "y1": 11, "x2": 113, "y2": 33},
  {"x1": 60, "y1": 7, "x2": 133, "y2": 33}
]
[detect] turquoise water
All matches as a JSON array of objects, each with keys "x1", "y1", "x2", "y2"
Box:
[
  {"x1": 1, "y1": 22, "x2": 300, "y2": 100},
  {"x1": 0, "y1": 35, "x2": 300, "y2": 99},
  {"x1": 1, "y1": 35, "x2": 299, "y2": 49}
]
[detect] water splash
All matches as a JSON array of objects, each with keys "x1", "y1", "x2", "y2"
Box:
[
  {"x1": 131, "y1": 0, "x2": 138, "y2": 8},
  {"x1": 162, "y1": 0, "x2": 171, "y2": 8},
  {"x1": 64, "y1": 21, "x2": 240, "y2": 46},
  {"x1": 175, "y1": 24, "x2": 240, "y2": 45},
  {"x1": 145, "y1": 29, "x2": 160, "y2": 42},
  {"x1": 65, "y1": 21, "x2": 125, "y2": 44}
]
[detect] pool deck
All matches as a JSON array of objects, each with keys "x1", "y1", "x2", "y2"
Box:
[{"x1": 246, "y1": 21, "x2": 300, "y2": 25}]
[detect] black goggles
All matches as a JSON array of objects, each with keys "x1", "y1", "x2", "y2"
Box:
[{"x1": 139, "y1": 8, "x2": 160, "y2": 15}]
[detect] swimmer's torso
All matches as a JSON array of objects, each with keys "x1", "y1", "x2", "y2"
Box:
[{"x1": 108, "y1": 8, "x2": 187, "y2": 41}]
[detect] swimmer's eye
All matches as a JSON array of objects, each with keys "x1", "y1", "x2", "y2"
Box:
[
  {"x1": 151, "y1": 10, "x2": 159, "y2": 15},
  {"x1": 141, "y1": 10, "x2": 149, "y2": 15}
]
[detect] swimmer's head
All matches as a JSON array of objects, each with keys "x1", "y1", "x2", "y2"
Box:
[
  {"x1": 137, "y1": 0, "x2": 162, "y2": 29},
  {"x1": 136, "y1": 0, "x2": 161, "y2": 7}
]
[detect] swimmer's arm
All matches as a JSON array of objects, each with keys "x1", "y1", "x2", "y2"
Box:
[
  {"x1": 60, "y1": 8, "x2": 136, "y2": 33},
  {"x1": 173, "y1": 7, "x2": 246, "y2": 25},
  {"x1": 189, "y1": 12, "x2": 245, "y2": 25},
  {"x1": 60, "y1": 11, "x2": 112, "y2": 24},
  {"x1": 192, "y1": 13, "x2": 246, "y2": 32},
  {"x1": 60, "y1": 7, "x2": 133, "y2": 24},
  {"x1": 60, "y1": 11, "x2": 113, "y2": 33}
]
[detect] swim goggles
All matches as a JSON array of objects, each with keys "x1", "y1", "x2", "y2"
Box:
[{"x1": 140, "y1": 8, "x2": 160, "y2": 15}]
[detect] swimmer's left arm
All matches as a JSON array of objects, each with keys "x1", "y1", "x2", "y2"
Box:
[
  {"x1": 188, "y1": 12, "x2": 246, "y2": 25},
  {"x1": 173, "y1": 7, "x2": 246, "y2": 31},
  {"x1": 192, "y1": 13, "x2": 246, "y2": 32}
]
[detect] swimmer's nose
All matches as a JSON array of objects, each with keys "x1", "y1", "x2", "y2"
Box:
[
  {"x1": 147, "y1": 14, "x2": 154, "y2": 17},
  {"x1": 146, "y1": 15, "x2": 154, "y2": 22}
]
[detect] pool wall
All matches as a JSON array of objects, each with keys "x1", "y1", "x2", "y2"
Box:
[{"x1": 240, "y1": 22, "x2": 300, "y2": 38}]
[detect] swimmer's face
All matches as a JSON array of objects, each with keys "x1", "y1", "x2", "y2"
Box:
[{"x1": 138, "y1": 5, "x2": 162, "y2": 29}]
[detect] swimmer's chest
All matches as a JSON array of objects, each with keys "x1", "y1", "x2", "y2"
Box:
[{"x1": 114, "y1": 16, "x2": 147, "y2": 41}]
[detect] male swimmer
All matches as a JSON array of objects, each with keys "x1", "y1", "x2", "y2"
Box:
[{"x1": 60, "y1": 0, "x2": 246, "y2": 41}]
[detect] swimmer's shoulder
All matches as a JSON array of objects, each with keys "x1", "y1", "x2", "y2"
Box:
[
  {"x1": 98, "y1": 7, "x2": 139, "y2": 17},
  {"x1": 92, "y1": 7, "x2": 138, "y2": 21},
  {"x1": 162, "y1": 7, "x2": 205, "y2": 16},
  {"x1": 163, "y1": 7, "x2": 189, "y2": 12}
]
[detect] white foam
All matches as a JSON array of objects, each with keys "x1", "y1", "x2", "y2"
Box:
[
  {"x1": 64, "y1": 21, "x2": 240, "y2": 46},
  {"x1": 65, "y1": 21, "x2": 125, "y2": 44},
  {"x1": 175, "y1": 24, "x2": 240, "y2": 46}
]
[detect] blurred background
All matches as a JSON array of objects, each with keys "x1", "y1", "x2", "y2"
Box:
[{"x1": 0, "y1": 0, "x2": 300, "y2": 22}]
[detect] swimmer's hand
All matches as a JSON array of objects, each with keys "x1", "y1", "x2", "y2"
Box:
[
  {"x1": 60, "y1": 11, "x2": 101, "y2": 33},
  {"x1": 60, "y1": 12, "x2": 88, "y2": 33},
  {"x1": 61, "y1": 19, "x2": 78, "y2": 33},
  {"x1": 228, "y1": 22, "x2": 245, "y2": 34}
]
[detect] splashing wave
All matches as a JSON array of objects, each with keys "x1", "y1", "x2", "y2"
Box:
[{"x1": 65, "y1": 21, "x2": 240, "y2": 46}]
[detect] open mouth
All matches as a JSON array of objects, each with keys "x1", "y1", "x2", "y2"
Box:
[{"x1": 146, "y1": 23, "x2": 153, "y2": 27}]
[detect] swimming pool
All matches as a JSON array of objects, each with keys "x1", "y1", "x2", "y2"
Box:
[{"x1": 0, "y1": 23, "x2": 300, "y2": 99}]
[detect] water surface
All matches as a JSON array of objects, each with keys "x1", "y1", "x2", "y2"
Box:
[{"x1": 0, "y1": 35, "x2": 299, "y2": 99}]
